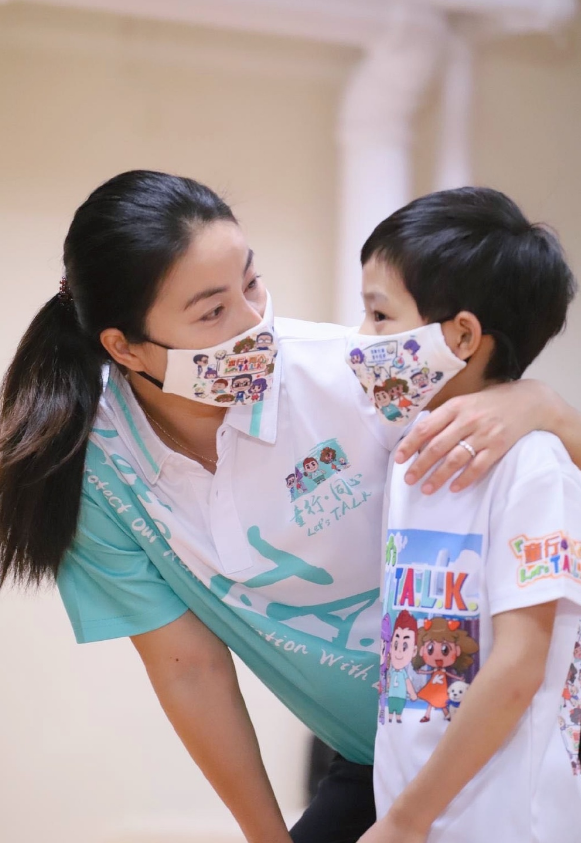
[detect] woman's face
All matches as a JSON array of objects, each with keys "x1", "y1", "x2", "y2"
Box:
[{"x1": 121, "y1": 220, "x2": 266, "y2": 381}]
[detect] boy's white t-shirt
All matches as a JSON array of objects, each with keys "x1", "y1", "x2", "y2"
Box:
[{"x1": 374, "y1": 427, "x2": 581, "y2": 843}]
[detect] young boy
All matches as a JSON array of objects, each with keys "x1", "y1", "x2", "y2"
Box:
[{"x1": 346, "y1": 188, "x2": 581, "y2": 843}]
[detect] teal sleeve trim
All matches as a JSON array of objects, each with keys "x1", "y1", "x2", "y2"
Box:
[{"x1": 69, "y1": 600, "x2": 189, "y2": 644}]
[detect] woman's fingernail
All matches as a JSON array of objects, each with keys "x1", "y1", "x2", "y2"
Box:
[
  {"x1": 422, "y1": 483, "x2": 434, "y2": 495},
  {"x1": 450, "y1": 483, "x2": 460, "y2": 493},
  {"x1": 394, "y1": 451, "x2": 406, "y2": 463},
  {"x1": 405, "y1": 472, "x2": 416, "y2": 484}
]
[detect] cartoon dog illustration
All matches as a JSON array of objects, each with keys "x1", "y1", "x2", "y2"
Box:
[{"x1": 447, "y1": 680, "x2": 469, "y2": 719}]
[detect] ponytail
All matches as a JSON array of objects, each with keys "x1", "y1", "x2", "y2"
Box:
[
  {"x1": 0, "y1": 295, "x2": 103, "y2": 587},
  {"x1": 0, "y1": 169, "x2": 238, "y2": 587}
]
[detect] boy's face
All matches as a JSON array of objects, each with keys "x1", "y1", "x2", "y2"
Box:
[
  {"x1": 358, "y1": 256, "x2": 485, "y2": 406},
  {"x1": 359, "y1": 257, "x2": 426, "y2": 337}
]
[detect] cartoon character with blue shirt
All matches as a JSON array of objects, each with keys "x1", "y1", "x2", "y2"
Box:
[
  {"x1": 231, "y1": 374, "x2": 252, "y2": 404},
  {"x1": 303, "y1": 456, "x2": 326, "y2": 486},
  {"x1": 373, "y1": 384, "x2": 403, "y2": 422},
  {"x1": 385, "y1": 610, "x2": 418, "y2": 724}
]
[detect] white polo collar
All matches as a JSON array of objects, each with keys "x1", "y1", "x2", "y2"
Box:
[{"x1": 100, "y1": 361, "x2": 282, "y2": 486}]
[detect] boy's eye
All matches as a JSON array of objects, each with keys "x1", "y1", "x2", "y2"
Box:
[{"x1": 373, "y1": 310, "x2": 387, "y2": 323}]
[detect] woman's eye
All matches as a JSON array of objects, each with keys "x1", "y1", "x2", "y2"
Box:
[
  {"x1": 201, "y1": 306, "x2": 224, "y2": 322},
  {"x1": 373, "y1": 311, "x2": 387, "y2": 323},
  {"x1": 246, "y1": 274, "x2": 262, "y2": 292}
]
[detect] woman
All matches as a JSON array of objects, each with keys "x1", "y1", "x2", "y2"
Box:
[{"x1": 1, "y1": 171, "x2": 580, "y2": 843}]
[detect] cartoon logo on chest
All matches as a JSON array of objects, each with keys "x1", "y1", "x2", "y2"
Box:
[
  {"x1": 284, "y1": 439, "x2": 372, "y2": 537},
  {"x1": 285, "y1": 438, "x2": 351, "y2": 502},
  {"x1": 378, "y1": 530, "x2": 481, "y2": 726}
]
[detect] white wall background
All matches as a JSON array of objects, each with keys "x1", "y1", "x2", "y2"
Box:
[{"x1": 0, "y1": 4, "x2": 580, "y2": 843}]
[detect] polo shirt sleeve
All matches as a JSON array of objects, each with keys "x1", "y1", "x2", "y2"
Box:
[
  {"x1": 486, "y1": 447, "x2": 581, "y2": 617},
  {"x1": 57, "y1": 492, "x2": 188, "y2": 644}
]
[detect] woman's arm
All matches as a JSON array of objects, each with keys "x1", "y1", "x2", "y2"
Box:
[
  {"x1": 132, "y1": 610, "x2": 292, "y2": 843},
  {"x1": 396, "y1": 379, "x2": 581, "y2": 494},
  {"x1": 357, "y1": 601, "x2": 556, "y2": 843}
]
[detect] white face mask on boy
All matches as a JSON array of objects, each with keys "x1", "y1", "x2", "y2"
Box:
[
  {"x1": 137, "y1": 293, "x2": 278, "y2": 407},
  {"x1": 346, "y1": 322, "x2": 466, "y2": 426}
]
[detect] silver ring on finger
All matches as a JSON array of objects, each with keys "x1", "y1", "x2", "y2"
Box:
[{"x1": 458, "y1": 439, "x2": 477, "y2": 459}]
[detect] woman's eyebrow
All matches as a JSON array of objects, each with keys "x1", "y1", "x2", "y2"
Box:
[
  {"x1": 184, "y1": 250, "x2": 255, "y2": 310},
  {"x1": 184, "y1": 286, "x2": 228, "y2": 310},
  {"x1": 244, "y1": 248, "x2": 255, "y2": 274}
]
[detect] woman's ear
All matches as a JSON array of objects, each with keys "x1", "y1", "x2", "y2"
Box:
[
  {"x1": 100, "y1": 328, "x2": 149, "y2": 371},
  {"x1": 441, "y1": 311, "x2": 482, "y2": 361}
]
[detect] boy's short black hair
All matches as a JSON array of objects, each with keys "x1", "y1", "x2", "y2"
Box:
[{"x1": 360, "y1": 187, "x2": 577, "y2": 381}]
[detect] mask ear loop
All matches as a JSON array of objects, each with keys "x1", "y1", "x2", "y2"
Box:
[
  {"x1": 133, "y1": 335, "x2": 173, "y2": 390},
  {"x1": 135, "y1": 370, "x2": 164, "y2": 389}
]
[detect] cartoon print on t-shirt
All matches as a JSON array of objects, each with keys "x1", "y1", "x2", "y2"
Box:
[
  {"x1": 320, "y1": 446, "x2": 343, "y2": 473},
  {"x1": 379, "y1": 610, "x2": 419, "y2": 724},
  {"x1": 378, "y1": 613, "x2": 392, "y2": 725},
  {"x1": 559, "y1": 619, "x2": 581, "y2": 775},
  {"x1": 284, "y1": 439, "x2": 351, "y2": 501},
  {"x1": 285, "y1": 473, "x2": 298, "y2": 502},
  {"x1": 412, "y1": 617, "x2": 478, "y2": 722},
  {"x1": 378, "y1": 529, "x2": 481, "y2": 727},
  {"x1": 510, "y1": 530, "x2": 581, "y2": 588},
  {"x1": 447, "y1": 680, "x2": 469, "y2": 718},
  {"x1": 303, "y1": 456, "x2": 326, "y2": 485}
]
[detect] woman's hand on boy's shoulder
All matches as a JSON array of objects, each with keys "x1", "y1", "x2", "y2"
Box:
[{"x1": 394, "y1": 378, "x2": 570, "y2": 494}]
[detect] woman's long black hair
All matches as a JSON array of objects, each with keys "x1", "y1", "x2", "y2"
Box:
[{"x1": 0, "y1": 170, "x2": 236, "y2": 587}]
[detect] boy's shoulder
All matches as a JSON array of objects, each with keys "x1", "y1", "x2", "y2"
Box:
[{"x1": 490, "y1": 430, "x2": 580, "y2": 491}]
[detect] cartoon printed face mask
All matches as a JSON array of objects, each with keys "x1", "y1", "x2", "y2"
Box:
[
  {"x1": 137, "y1": 293, "x2": 278, "y2": 407},
  {"x1": 346, "y1": 322, "x2": 466, "y2": 426}
]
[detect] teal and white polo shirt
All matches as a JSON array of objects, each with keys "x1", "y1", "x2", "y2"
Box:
[{"x1": 58, "y1": 317, "x2": 399, "y2": 764}]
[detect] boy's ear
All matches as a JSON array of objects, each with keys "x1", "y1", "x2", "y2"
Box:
[{"x1": 442, "y1": 311, "x2": 482, "y2": 361}]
